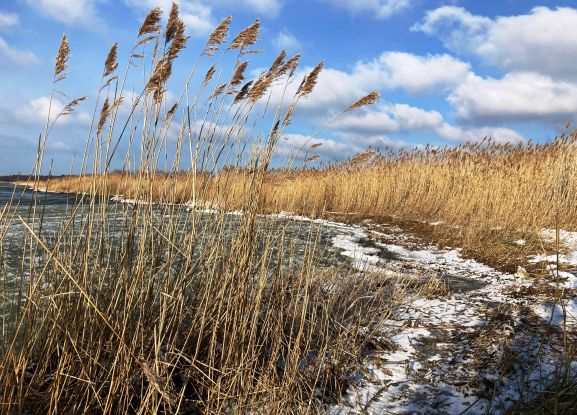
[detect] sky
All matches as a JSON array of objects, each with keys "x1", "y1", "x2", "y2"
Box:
[{"x1": 1, "y1": 0, "x2": 577, "y2": 174}]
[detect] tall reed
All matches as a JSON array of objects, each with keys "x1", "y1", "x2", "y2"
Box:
[{"x1": 0, "y1": 6, "x2": 394, "y2": 414}]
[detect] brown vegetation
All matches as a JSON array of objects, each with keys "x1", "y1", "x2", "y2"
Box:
[{"x1": 0, "y1": 5, "x2": 403, "y2": 414}]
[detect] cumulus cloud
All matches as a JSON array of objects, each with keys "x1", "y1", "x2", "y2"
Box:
[
  {"x1": 274, "y1": 100, "x2": 525, "y2": 164},
  {"x1": 26, "y1": 0, "x2": 102, "y2": 25},
  {"x1": 124, "y1": 0, "x2": 284, "y2": 37},
  {"x1": 16, "y1": 96, "x2": 91, "y2": 126},
  {"x1": 0, "y1": 11, "x2": 39, "y2": 66},
  {"x1": 273, "y1": 29, "x2": 302, "y2": 51},
  {"x1": 413, "y1": 6, "x2": 577, "y2": 79},
  {"x1": 0, "y1": 37, "x2": 39, "y2": 66},
  {"x1": 0, "y1": 11, "x2": 18, "y2": 29},
  {"x1": 275, "y1": 133, "x2": 360, "y2": 161},
  {"x1": 275, "y1": 132, "x2": 427, "y2": 163},
  {"x1": 266, "y1": 52, "x2": 471, "y2": 119},
  {"x1": 334, "y1": 104, "x2": 524, "y2": 143},
  {"x1": 320, "y1": 0, "x2": 412, "y2": 19},
  {"x1": 448, "y1": 72, "x2": 577, "y2": 124},
  {"x1": 355, "y1": 52, "x2": 471, "y2": 93}
]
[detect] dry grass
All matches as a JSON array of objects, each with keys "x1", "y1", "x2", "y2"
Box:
[
  {"x1": 0, "y1": 7, "x2": 406, "y2": 414},
  {"x1": 3, "y1": 4, "x2": 577, "y2": 414},
  {"x1": 42, "y1": 135, "x2": 577, "y2": 259},
  {"x1": 44, "y1": 136, "x2": 577, "y2": 228}
]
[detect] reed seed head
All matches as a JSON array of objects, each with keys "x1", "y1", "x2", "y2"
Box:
[
  {"x1": 138, "y1": 7, "x2": 162, "y2": 37},
  {"x1": 205, "y1": 15, "x2": 232, "y2": 55},
  {"x1": 233, "y1": 80, "x2": 253, "y2": 104},
  {"x1": 231, "y1": 61, "x2": 249, "y2": 87},
  {"x1": 277, "y1": 53, "x2": 301, "y2": 78},
  {"x1": 345, "y1": 91, "x2": 380, "y2": 112},
  {"x1": 97, "y1": 98, "x2": 110, "y2": 136},
  {"x1": 165, "y1": 2, "x2": 180, "y2": 44},
  {"x1": 103, "y1": 43, "x2": 118, "y2": 77},
  {"x1": 55, "y1": 34, "x2": 70, "y2": 78},
  {"x1": 229, "y1": 19, "x2": 260, "y2": 51},
  {"x1": 248, "y1": 73, "x2": 274, "y2": 103},
  {"x1": 203, "y1": 64, "x2": 216, "y2": 85},
  {"x1": 269, "y1": 50, "x2": 286, "y2": 76},
  {"x1": 166, "y1": 18, "x2": 187, "y2": 60},
  {"x1": 298, "y1": 61, "x2": 324, "y2": 97},
  {"x1": 210, "y1": 83, "x2": 227, "y2": 99}
]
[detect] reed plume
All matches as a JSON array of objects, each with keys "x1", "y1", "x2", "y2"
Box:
[
  {"x1": 297, "y1": 61, "x2": 324, "y2": 97},
  {"x1": 205, "y1": 15, "x2": 232, "y2": 55},
  {"x1": 138, "y1": 7, "x2": 162, "y2": 37},
  {"x1": 203, "y1": 63, "x2": 216, "y2": 85},
  {"x1": 233, "y1": 80, "x2": 253, "y2": 103},
  {"x1": 277, "y1": 53, "x2": 301, "y2": 78},
  {"x1": 97, "y1": 98, "x2": 110, "y2": 136},
  {"x1": 165, "y1": 2, "x2": 180, "y2": 44},
  {"x1": 55, "y1": 34, "x2": 70, "y2": 78},
  {"x1": 229, "y1": 19, "x2": 260, "y2": 51},
  {"x1": 103, "y1": 42, "x2": 118, "y2": 77},
  {"x1": 345, "y1": 91, "x2": 380, "y2": 112},
  {"x1": 269, "y1": 49, "x2": 286, "y2": 75},
  {"x1": 230, "y1": 61, "x2": 249, "y2": 87}
]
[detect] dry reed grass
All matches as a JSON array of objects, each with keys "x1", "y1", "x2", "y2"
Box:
[
  {"x1": 0, "y1": 6, "x2": 412, "y2": 415},
  {"x1": 44, "y1": 135, "x2": 577, "y2": 241}
]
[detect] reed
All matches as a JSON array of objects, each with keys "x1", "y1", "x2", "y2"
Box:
[
  {"x1": 0, "y1": 6, "x2": 405, "y2": 414},
  {"x1": 45, "y1": 135, "x2": 577, "y2": 239}
]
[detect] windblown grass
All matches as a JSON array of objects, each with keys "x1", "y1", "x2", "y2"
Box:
[
  {"x1": 45, "y1": 134, "x2": 577, "y2": 239},
  {"x1": 4, "y1": 3, "x2": 577, "y2": 413},
  {"x1": 0, "y1": 5, "x2": 404, "y2": 414}
]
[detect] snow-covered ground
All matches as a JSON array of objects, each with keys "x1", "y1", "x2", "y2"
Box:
[
  {"x1": 7, "y1": 187, "x2": 577, "y2": 413},
  {"x1": 294, "y1": 219, "x2": 577, "y2": 415}
]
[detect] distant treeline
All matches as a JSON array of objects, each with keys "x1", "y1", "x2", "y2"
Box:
[{"x1": 0, "y1": 174, "x2": 70, "y2": 182}]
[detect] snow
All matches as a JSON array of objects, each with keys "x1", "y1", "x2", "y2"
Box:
[
  {"x1": 534, "y1": 299, "x2": 577, "y2": 326},
  {"x1": 531, "y1": 228, "x2": 577, "y2": 266},
  {"x1": 323, "y1": 220, "x2": 577, "y2": 414},
  {"x1": 331, "y1": 230, "x2": 382, "y2": 271}
]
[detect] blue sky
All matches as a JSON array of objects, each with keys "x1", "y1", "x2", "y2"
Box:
[{"x1": 1, "y1": 0, "x2": 577, "y2": 174}]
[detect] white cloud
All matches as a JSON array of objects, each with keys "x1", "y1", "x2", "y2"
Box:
[
  {"x1": 273, "y1": 29, "x2": 301, "y2": 51},
  {"x1": 0, "y1": 11, "x2": 18, "y2": 29},
  {"x1": 275, "y1": 133, "x2": 359, "y2": 161},
  {"x1": 276, "y1": 132, "x2": 428, "y2": 163},
  {"x1": 449, "y1": 72, "x2": 577, "y2": 124},
  {"x1": 16, "y1": 96, "x2": 91, "y2": 126},
  {"x1": 0, "y1": 37, "x2": 39, "y2": 66},
  {"x1": 124, "y1": 0, "x2": 284, "y2": 38},
  {"x1": 356, "y1": 52, "x2": 471, "y2": 93},
  {"x1": 320, "y1": 0, "x2": 411, "y2": 19},
  {"x1": 266, "y1": 52, "x2": 471, "y2": 121},
  {"x1": 413, "y1": 6, "x2": 577, "y2": 79},
  {"x1": 436, "y1": 125, "x2": 524, "y2": 144},
  {"x1": 0, "y1": 11, "x2": 38, "y2": 66},
  {"x1": 180, "y1": 12, "x2": 214, "y2": 38},
  {"x1": 122, "y1": 0, "x2": 214, "y2": 37},
  {"x1": 47, "y1": 140, "x2": 73, "y2": 152},
  {"x1": 275, "y1": 133, "x2": 414, "y2": 162},
  {"x1": 222, "y1": 0, "x2": 283, "y2": 16},
  {"x1": 335, "y1": 104, "x2": 443, "y2": 134},
  {"x1": 26, "y1": 0, "x2": 102, "y2": 25},
  {"x1": 334, "y1": 103, "x2": 524, "y2": 143}
]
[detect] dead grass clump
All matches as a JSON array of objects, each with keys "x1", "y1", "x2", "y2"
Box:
[{"x1": 0, "y1": 6, "x2": 386, "y2": 414}]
